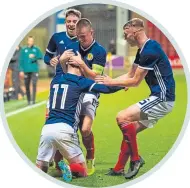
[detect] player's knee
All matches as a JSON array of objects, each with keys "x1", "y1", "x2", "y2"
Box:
[{"x1": 116, "y1": 111, "x2": 131, "y2": 124}]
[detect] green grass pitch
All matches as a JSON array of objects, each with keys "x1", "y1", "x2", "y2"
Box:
[{"x1": 5, "y1": 72, "x2": 187, "y2": 187}]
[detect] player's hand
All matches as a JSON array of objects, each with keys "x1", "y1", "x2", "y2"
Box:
[
  {"x1": 19, "y1": 72, "x2": 24, "y2": 79},
  {"x1": 29, "y1": 54, "x2": 35, "y2": 58},
  {"x1": 69, "y1": 51, "x2": 84, "y2": 66},
  {"x1": 59, "y1": 49, "x2": 75, "y2": 64},
  {"x1": 50, "y1": 56, "x2": 59, "y2": 67},
  {"x1": 95, "y1": 75, "x2": 113, "y2": 85}
]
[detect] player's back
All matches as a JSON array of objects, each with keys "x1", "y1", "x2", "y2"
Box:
[
  {"x1": 140, "y1": 39, "x2": 175, "y2": 101},
  {"x1": 45, "y1": 73, "x2": 84, "y2": 132}
]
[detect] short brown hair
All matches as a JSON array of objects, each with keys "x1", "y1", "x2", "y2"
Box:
[
  {"x1": 76, "y1": 18, "x2": 92, "y2": 29},
  {"x1": 65, "y1": 9, "x2": 81, "y2": 19},
  {"x1": 28, "y1": 36, "x2": 34, "y2": 39},
  {"x1": 123, "y1": 18, "x2": 144, "y2": 29}
]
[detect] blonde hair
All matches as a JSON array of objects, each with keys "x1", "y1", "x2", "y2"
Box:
[
  {"x1": 123, "y1": 18, "x2": 144, "y2": 29},
  {"x1": 76, "y1": 18, "x2": 92, "y2": 29}
]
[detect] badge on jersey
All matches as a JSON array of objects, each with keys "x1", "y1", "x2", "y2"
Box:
[{"x1": 87, "y1": 53, "x2": 93, "y2": 61}]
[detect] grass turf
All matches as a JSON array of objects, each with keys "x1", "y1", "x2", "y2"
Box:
[{"x1": 5, "y1": 72, "x2": 187, "y2": 187}]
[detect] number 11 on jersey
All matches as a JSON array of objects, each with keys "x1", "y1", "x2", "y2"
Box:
[{"x1": 52, "y1": 84, "x2": 68, "y2": 109}]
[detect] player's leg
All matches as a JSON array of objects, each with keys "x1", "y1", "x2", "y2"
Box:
[
  {"x1": 80, "y1": 115, "x2": 95, "y2": 175},
  {"x1": 79, "y1": 94, "x2": 98, "y2": 175},
  {"x1": 106, "y1": 138, "x2": 129, "y2": 176},
  {"x1": 69, "y1": 155, "x2": 88, "y2": 177},
  {"x1": 56, "y1": 124, "x2": 88, "y2": 180},
  {"x1": 44, "y1": 98, "x2": 63, "y2": 175},
  {"x1": 106, "y1": 105, "x2": 144, "y2": 176},
  {"x1": 80, "y1": 115, "x2": 94, "y2": 158},
  {"x1": 124, "y1": 96, "x2": 173, "y2": 179},
  {"x1": 36, "y1": 126, "x2": 57, "y2": 173},
  {"x1": 116, "y1": 104, "x2": 143, "y2": 162}
]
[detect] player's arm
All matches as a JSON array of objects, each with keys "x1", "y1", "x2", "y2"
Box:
[
  {"x1": 79, "y1": 77, "x2": 123, "y2": 94},
  {"x1": 96, "y1": 67, "x2": 148, "y2": 87},
  {"x1": 90, "y1": 83, "x2": 123, "y2": 94},
  {"x1": 69, "y1": 51, "x2": 105, "y2": 80},
  {"x1": 59, "y1": 49, "x2": 75, "y2": 73},
  {"x1": 44, "y1": 34, "x2": 57, "y2": 65},
  {"x1": 96, "y1": 53, "x2": 157, "y2": 87},
  {"x1": 80, "y1": 62, "x2": 98, "y2": 80},
  {"x1": 114, "y1": 63, "x2": 138, "y2": 80}
]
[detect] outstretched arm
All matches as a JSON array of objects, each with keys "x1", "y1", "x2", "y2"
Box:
[
  {"x1": 90, "y1": 83, "x2": 123, "y2": 94},
  {"x1": 95, "y1": 67, "x2": 148, "y2": 87}
]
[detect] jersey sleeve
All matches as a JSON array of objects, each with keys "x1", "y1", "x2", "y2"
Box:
[
  {"x1": 92, "y1": 48, "x2": 107, "y2": 75},
  {"x1": 79, "y1": 77, "x2": 123, "y2": 94},
  {"x1": 90, "y1": 84, "x2": 123, "y2": 94},
  {"x1": 44, "y1": 34, "x2": 57, "y2": 65},
  {"x1": 138, "y1": 52, "x2": 159, "y2": 70}
]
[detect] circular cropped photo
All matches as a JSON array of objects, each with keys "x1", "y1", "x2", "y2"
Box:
[{"x1": 3, "y1": 3, "x2": 187, "y2": 188}]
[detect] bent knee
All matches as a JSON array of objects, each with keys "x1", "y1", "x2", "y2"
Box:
[{"x1": 116, "y1": 111, "x2": 132, "y2": 125}]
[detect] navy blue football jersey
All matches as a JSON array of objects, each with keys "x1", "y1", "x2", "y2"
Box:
[
  {"x1": 134, "y1": 39, "x2": 175, "y2": 101},
  {"x1": 66, "y1": 40, "x2": 107, "y2": 74},
  {"x1": 44, "y1": 32, "x2": 77, "y2": 75},
  {"x1": 45, "y1": 73, "x2": 122, "y2": 132},
  {"x1": 66, "y1": 40, "x2": 107, "y2": 97}
]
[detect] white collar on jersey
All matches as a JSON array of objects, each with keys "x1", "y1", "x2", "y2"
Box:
[
  {"x1": 80, "y1": 39, "x2": 96, "y2": 51},
  {"x1": 66, "y1": 32, "x2": 77, "y2": 40},
  {"x1": 140, "y1": 38, "x2": 150, "y2": 54}
]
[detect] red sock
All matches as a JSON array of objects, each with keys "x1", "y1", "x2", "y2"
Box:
[
  {"x1": 120, "y1": 123, "x2": 139, "y2": 161},
  {"x1": 69, "y1": 163, "x2": 87, "y2": 177},
  {"x1": 114, "y1": 138, "x2": 130, "y2": 171},
  {"x1": 54, "y1": 150, "x2": 63, "y2": 170},
  {"x1": 82, "y1": 132, "x2": 95, "y2": 160}
]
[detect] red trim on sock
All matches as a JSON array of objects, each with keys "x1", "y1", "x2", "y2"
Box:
[
  {"x1": 120, "y1": 123, "x2": 140, "y2": 161},
  {"x1": 70, "y1": 163, "x2": 87, "y2": 177},
  {"x1": 114, "y1": 138, "x2": 130, "y2": 171}
]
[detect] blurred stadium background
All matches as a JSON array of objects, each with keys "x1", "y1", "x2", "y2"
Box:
[
  {"x1": 4, "y1": 4, "x2": 187, "y2": 187},
  {"x1": 4, "y1": 4, "x2": 182, "y2": 99}
]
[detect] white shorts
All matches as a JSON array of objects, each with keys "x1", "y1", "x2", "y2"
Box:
[
  {"x1": 136, "y1": 96, "x2": 174, "y2": 128},
  {"x1": 80, "y1": 93, "x2": 99, "y2": 120},
  {"x1": 36, "y1": 123, "x2": 85, "y2": 164}
]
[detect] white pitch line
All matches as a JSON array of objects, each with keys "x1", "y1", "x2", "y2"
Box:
[{"x1": 6, "y1": 101, "x2": 46, "y2": 118}]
